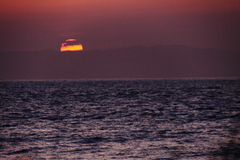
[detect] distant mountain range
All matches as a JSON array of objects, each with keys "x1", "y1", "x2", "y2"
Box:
[
  {"x1": 0, "y1": 45, "x2": 239, "y2": 80},
  {"x1": 0, "y1": 44, "x2": 237, "y2": 54}
]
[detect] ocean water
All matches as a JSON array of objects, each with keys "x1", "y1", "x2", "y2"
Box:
[{"x1": 0, "y1": 79, "x2": 240, "y2": 160}]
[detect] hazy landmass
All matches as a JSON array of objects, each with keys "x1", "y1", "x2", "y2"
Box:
[{"x1": 0, "y1": 45, "x2": 239, "y2": 80}]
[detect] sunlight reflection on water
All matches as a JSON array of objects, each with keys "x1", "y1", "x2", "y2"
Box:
[{"x1": 0, "y1": 79, "x2": 239, "y2": 159}]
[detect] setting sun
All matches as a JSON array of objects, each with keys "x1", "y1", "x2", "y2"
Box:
[{"x1": 60, "y1": 39, "x2": 83, "y2": 52}]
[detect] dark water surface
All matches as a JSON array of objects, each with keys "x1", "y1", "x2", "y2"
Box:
[{"x1": 0, "y1": 79, "x2": 240, "y2": 159}]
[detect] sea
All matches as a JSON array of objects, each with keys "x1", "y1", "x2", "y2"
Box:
[{"x1": 0, "y1": 79, "x2": 240, "y2": 160}]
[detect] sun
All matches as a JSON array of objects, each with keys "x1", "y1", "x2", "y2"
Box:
[{"x1": 60, "y1": 39, "x2": 83, "y2": 52}]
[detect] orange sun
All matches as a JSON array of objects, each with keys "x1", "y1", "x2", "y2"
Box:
[{"x1": 60, "y1": 39, "x2": 83, "y2": 52}]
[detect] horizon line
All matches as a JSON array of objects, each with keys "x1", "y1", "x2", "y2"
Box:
[{"x1": 1, "y1": 44, "x2": 237, "y2": 53}]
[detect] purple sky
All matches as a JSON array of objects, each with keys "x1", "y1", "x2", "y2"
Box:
[
  {"x1": 0, "y1": 0, "x2": 240, "y2": 80},
  {"x1": 1, "y1": 0, "x2": 240, "y2": 51}
]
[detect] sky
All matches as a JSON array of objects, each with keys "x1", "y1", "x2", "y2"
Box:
[
  {"x1": 0, "y1": 0, "x2": 240, "y2": 80},
  {"x1": 1, "y1": 0, "x2": 240, "y2": 51}
]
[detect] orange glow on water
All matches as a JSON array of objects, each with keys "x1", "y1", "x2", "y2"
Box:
[{"x1": 60, "y1": 39, "x2": 83, "y2": 52}]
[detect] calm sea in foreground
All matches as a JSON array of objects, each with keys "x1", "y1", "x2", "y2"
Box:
[{"x1": 0, "y1": 79, "x2": 240, "y2": 160}]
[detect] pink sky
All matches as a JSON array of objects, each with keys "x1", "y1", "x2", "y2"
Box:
[
  {"x1": 0, "y1": 0, "x2": 240, "y2": 79},
  {"x1": 1, "y1": 0, "x2": 240, "y2": 51}
]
